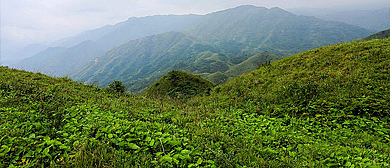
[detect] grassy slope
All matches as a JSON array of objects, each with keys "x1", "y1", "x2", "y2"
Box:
[
  {"x1": 206, "y1": 72, "x2": 230, "y2": 85},
  {"x1": 364, "y1": 29, "x2": 390, "y2": 41},
  {"x1": 1, "y1": 39, "x2": 390, "y2": 167},
  {"x1": 143, "y1": 70, "x2": 215, "y2": 99},
  {"x1": 188, "y1": 39, "x2": 390, "y2": 166},
  {"x1": 72, "y1": 6, "x2": 372, "y2": 93},
  {"x1": 72, "y1": 32, "x2": 221, "y2": 92},
  {"x1": 186, "y1": 5, "x2": 372, "y2": 55},
  {"x1": 225, "y1": 51, "x2": 279, "y2": 76},
  {"x1": 0, "y1": 67, "x2": 204, "y2": 167},
  {"x1": 208, "y1": 39, "x2": 390, "y2": 116},
  {"x1": 204, "y1": 51, "x2": 279, "y2": 84}
]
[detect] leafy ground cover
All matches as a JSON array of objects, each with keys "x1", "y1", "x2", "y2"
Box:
[
  {"x1": 1, "y1": 38, "x2": 390, "y2": 167},
  {"x1": 0, "y1": 68, "x2": 203, "y2": 167}
]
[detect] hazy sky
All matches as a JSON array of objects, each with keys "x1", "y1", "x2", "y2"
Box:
[{"x1": 1, "y1": 0, "x2": 389, "y2": 58}]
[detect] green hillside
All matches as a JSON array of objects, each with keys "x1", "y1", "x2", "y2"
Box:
[
  {"x1": 188, "y1": 39, "x2": 390, "y2": 166},
  {"x1": 185, "y1": 5, "x2": 372, "y2": 55},
  {"x1": 207, "y1": 39, "x2": 390, "y2": 117},
  {"x1": 203, "y1": 51, "x2": 279, "y2": 84},
  {"x1": 71, "y1": 5, "x2": 372, "y2": 92},
  {"x1": 14, "y1": 41, "x2": 104, "y2": 77},
  {"x1": 1, "y1": 39, "x2": 390, "y2": 167},
  {"x1": 0, "y1": 67, "x2": 208, "y2": 167},
  {"x1": 72, "y1": 32, "x2": 222, "y2": 91},
  {"x1": 56, "y1": 15, "x2": 201, "y2": 50},
  {"x1": 13, "y1": 15, "x2": 202, "y2": 77},
  {"x1": 225, "y1": 51, "x2": 279, "y2": 77},
  {"x1": 364, "y1": 28, "x2": 390, "y2": 41},
  {"x1": 13, "y1": 47, "x2": 67, "y2": 72},
  {"x1": 289, "y1": 7, "x2": 390, "y2": 32},
  {"x1": 205, "y1": 72, "x2": 230, "y2": 84},
  {"x1": 143, "y1": 70, "x2": 215, "y2": 99}
]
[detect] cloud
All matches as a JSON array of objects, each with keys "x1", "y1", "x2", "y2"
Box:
[{"x1": 1, "y1": 0, "x2": 389, "y2": 54}]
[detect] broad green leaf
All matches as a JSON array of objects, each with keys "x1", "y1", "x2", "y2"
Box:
[
  {"x1": 196, "y1": 157, "x2": 203, "y2": 165},
  {"x1": 128, "y1": 143, "x2": 140, "y2": 150},
  {"x1": 161, "y1": 155, "x2": 173, "y2": 163},
  {"x1": 29, "y1": 133, "x2": 36, "y2": 139}
]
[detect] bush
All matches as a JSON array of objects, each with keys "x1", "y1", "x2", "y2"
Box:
[{"x1": 108, "y1": 81, "x2": 126, "y2": 93}]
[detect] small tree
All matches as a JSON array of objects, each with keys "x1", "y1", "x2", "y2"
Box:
[{"x1": 108, "y1": 81, "x2": 126, "y2": 93}]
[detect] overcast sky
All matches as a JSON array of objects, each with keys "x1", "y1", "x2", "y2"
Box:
[{"x1": 1, "y1": 0, "x2": 390, "y2": 58}]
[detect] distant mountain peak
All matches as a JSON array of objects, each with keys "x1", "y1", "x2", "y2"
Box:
[
  {"x1": 208, "y1": 5, "x2": 267, "y2": 15},
  {"x1": 269, "y1": 6, "x2": 294, "y2": 15},
  {"x1": 233, "y1": 5, "x2": 258, "y2": 9},
  {"x1": 270, "y1": 7, "x2": 283, "y2": 10},
  {"x1": 231, "y1": 5, "x2": 268, "y2": 11}
]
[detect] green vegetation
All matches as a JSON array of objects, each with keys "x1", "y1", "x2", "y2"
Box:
[
  {"x1": 364, "y1": 28, "x2": 390, "y2": 41},
  {"x1": 190, "y1": 39, "x2": 390, "y2": 166},
  {"x1": 204, "y1": 51, "x2": 279, "y2": 84},
  {"x1": 71, "y1": 5, "x2": 372, "y2": 92},
  {"x1": 72, "y1": 32, "x2": 218, "y2": 92},
  {"x1": 185, "y1": 5, "x2": 372, "y2": 55},
  {"x1": 289, "y1": 7, "x2": 390, "y2": 32},
  {"x1": 143, "y1": 70, "x2": 215, "y2": 99},
  {"x1": 225, "y1": 51, "x2": 278, "y2": 76},
  {"x1": 0, "y1": 67, "x2": 206, "y2": 167},
  {"x1": 1, "y1": 39, "x2": 390, "y2": 167},
  {"x1": 14, "y1": 41, "x2": 104, "y2": 77},
  {"x1": 205, "y1": 72, "x2": 230, "y2": 85},
  {"x1": 13, "y1": 15, "x2": 202, "y2": 77},
  {"x1": 108, "y1": 81, "x2": 127, "y2": 94}
]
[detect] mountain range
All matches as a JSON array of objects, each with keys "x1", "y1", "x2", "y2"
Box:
[
  {"x1": 12, "y1": 14, "x2": 202, "y2": 74},
  {"x1": 288, "y1": 7, "x2": 390, "y2": 31},
  {"x1": 73, "y1": 5, "x2": 372, "y2": 91},
  {"x1": 14, "y1": 41, "x2": 104, "y2": 76},
  {"x1": 12, "y1": 5, "x2": 373, "y2": 92},
  {"x1": 1, "y1": 37, "x2": 389, "y2": 167},
  {"x1": 364, "y1": 28, "x2": 390, "y2": 41}
]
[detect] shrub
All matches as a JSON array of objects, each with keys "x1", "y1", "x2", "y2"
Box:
[{"x1": 108, "y1": 81, "x2": 126, "y2": 93}]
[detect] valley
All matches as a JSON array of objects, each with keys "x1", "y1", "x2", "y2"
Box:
[
  {"x1": 11, "y1": 6, "x2": 372, "y2": 92},
  {"x1": 1, "y1": 3, "x2": 389, "y2": 168}
]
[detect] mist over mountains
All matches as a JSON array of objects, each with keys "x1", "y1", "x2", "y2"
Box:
[
  {"x1": 1, "y1": 2, "x2": 390, "y2": 167},
  {"x1": 288, "y1": 7, "x2": 390, "y2": 31},
  {"x1": 11, "y1": 14, "x2": 203, "y2": 76},
  {"x1": 10, "y1": 5, "x2": 373, "y2": 91}
]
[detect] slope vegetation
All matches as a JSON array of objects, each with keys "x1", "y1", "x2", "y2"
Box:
[
  {"x1": 208, "y1": 39, "x2": 390, "y2": 117},
  {"x1": 72, "y1": 5, "x2": 372, "y2": 92},
  {"x1": 364, "y1": 28, "x2": 390, "y2": 41},
  {"x1": 185, "y1": 5, "x2": 372, "y2": 55},
  {"x1": 73, "y1": 32, "x2": 220, "y2": 91},
  {"x1": 1, "y1": 39, "x2": 389, "y2": 167},
  {"x1": 288, "y1": 7, "x2": 390, "y2": 31},
  {"x1": 13, "y1": 15, "x2": 202, "y2": 76},
  {"x1": 13, "y1": 47, "x2": 67, "y2": 73},
  {"x1": 186, "y1": 38, "x2": 390, "y2": 166},
  {"x1": 143, "y1": 70, "x2": 215, "y2": 99},
  {"x1": 203, "y1": 51, "x2": 279, "y2": 84},
  {"x1": 0, "y1": 67, "x2": 207, "y2": 167},
  {"x1": 14, "y1": 41, "x2": 104, "y2": 77},
  {"x1": 225, "y1": 51, "x2": 279, "y2": 77}
]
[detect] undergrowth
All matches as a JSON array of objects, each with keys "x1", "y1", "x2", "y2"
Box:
[{"x1": 1, "y1": 39, "x2": 390, "y2": 167}]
